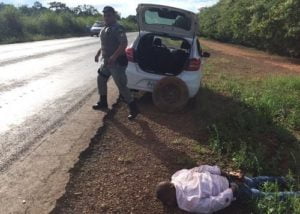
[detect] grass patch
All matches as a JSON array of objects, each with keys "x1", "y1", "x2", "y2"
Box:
[
  {"x1": 213, "y1": 75, "x2": 300, "y2": 130},
  {"x1": 194, "y1": 48, "x2": 300, "y2": 213},
  {"x1": 198, "y1": 54, "x2": 300, "y2": 173},
  {"x1": 254, "y1": 172, "x2": 300, "y2": 214}
]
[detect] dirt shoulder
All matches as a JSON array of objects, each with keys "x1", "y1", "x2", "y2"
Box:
[{"x1": 201, "y1": 39, "x2": 300, "y2": 73}]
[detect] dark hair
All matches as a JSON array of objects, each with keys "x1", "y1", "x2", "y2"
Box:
[{"x1": 156, "y1": 181, "x2": 177, "y2": 207}]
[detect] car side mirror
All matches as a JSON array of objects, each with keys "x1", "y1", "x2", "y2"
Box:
[{"x1": 201, "y1": 52, "x2": 210, "y2": 58}]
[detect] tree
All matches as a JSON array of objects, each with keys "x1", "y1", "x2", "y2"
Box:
[
  {"x1": 126, "y1": 15, "x2": 137, "y2": 23},
  {"x1": 48, "y1": 1, "x2": 70, "y2": 12},
  {"x1": 33, "y1": 1, "x2": 42, "y2": 10},
  {"x1": 72, "y1": 5, "x2": 99, "y2": 16},
  {"x1": 198, "y1": 0, "x2": 300, "y2": 57},
  {"x1": 19, "y1": 5, "x2": 33, "y2": 15},
  {"x1": 0, "y1": 3, "x2": 6, "y2": 10}
]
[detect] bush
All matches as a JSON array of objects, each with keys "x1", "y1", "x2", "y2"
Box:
[
  {"x1": 0, "y1": 5, "x2": 24, "y2": 41},
  {"x1": 0, "y1": 4, "x2": 99, "y2": 43},
  {"x1": 120, "y1": 19, "x2": 138, "y2": 32}
]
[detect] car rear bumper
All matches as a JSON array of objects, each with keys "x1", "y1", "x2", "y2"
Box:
[{"x1": 126, "y1": 62, "x2": 202, "y2": 98}]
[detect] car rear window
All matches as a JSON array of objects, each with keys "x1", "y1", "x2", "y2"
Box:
[{"x1": 144, "y1": 8, "x2": 191, "y2": 31}]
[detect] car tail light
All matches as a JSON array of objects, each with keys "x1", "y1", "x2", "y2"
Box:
[
  {"x1": 186, "y1": 58, "x2": 201, "y2": 71},
  {"x1": 126, "y1": 47, "x2": 135, "y2": 62}
]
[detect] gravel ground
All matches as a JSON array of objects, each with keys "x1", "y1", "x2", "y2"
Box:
[{"x1": 51, "y1": 93, "x2": 242, "y2": 214}]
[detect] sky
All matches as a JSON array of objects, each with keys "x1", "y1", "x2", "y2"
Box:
[{"x1": 1, "y1": 0, "x2": 218, "y2": 17}]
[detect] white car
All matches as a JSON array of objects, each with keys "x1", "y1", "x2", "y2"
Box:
[
  {"x1": 90, "y1": 21, "x2": 104, "y2": 37},
  {"x1": 126, "y1": 4, "x2": 210, "y2": 112}
]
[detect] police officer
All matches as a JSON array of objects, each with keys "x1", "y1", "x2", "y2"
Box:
[{"x1": 94, "y1": 6, "x2": 139, "y2": 120}]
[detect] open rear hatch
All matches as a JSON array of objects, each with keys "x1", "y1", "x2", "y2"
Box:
[{"x1": 136, "y1": 4, "x2": 198, "y2": 38}]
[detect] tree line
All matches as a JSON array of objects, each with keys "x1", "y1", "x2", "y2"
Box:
[
  {"x1": 0, "y1": 1, "x2": 138, "y2": 44},
  {"x1": 198, "y1": 0, "x2": 300, "y2": 57}
]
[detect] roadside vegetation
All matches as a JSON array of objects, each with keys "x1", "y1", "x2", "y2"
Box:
[
  {"x1": 0, "y1": 1, "x2": 138, "y2": 44},
  {"x1": 199, "y1": 43, "x2": 300, "y2": 213},
  {"x1": 198, "y1": 0, "x2": 300, "y2": 57}
]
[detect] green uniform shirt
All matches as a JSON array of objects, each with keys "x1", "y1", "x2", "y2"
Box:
[{"x1": 100, "y1": 23, "x2": 128, "y2": 60}]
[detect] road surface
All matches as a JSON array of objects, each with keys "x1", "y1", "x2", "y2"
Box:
[{"x1": 0, "y1": 33, "x2": 138, "y2": 213}]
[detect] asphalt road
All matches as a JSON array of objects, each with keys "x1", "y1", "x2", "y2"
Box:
[{"x1": 0, "y1": 33, "x2": 138, "y2": 213}]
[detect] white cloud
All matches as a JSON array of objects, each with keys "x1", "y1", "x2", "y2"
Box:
[{"x1": 2, "y1": 0, "x2": 218, "y2": 17}]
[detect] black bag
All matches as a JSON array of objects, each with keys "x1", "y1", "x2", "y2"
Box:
[{"x1": 116, "y1": 54, "x2": 128, "y2": 66}]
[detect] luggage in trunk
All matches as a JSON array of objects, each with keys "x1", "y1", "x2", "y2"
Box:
[{"x1": 136, "y1": 34, "x2": 190, "y2": 76}]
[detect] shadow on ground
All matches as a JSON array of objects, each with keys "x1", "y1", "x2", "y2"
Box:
[{"x1": 141, "y1": 88, "x2": 299, "y2": 175}]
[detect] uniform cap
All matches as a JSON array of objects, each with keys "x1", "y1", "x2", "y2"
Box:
[{"x1": 103, "y1": 6, "x2": 116, "y2": 14}]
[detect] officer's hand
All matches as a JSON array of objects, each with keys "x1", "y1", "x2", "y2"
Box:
[{"x1": 95, "y1": 54, "x2": 100, "y2": 63}]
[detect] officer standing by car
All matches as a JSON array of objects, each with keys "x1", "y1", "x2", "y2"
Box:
[{"x1": 94, "y1": 6, "x2": 139, "y2": 120}]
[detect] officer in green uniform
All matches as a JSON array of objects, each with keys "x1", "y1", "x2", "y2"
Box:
[{"x1": 94, "y1": 6, "x2": 139, "y2": 120}]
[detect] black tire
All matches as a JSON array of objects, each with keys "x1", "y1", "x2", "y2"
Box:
[{"x1": 152, "y1": 77, "x2": 189, "y2": 112}]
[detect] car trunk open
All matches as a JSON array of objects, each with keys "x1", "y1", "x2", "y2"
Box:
[{"x1": 136, "y1": 33, "x2": 191, "y2": 76}]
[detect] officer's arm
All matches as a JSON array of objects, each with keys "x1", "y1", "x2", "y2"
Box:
[
  {"x1": 109, "y1": 26, "x2": 128, "y2": 61},
  {"x1": 96, "y1": 48, "x2": 102, "y2": 57},
  {"x1": 95, "y1": 48, "x2": 101, "y2": 63},
  {"x1": 110, "y1": 42, "x2": 127, "y2": 60}
]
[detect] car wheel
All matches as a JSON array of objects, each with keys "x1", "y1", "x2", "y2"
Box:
[{"x1": 152, "y1": 77, "x2": 189, "y2": 112}]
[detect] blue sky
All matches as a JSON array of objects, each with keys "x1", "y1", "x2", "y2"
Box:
[{"x1": 1, "y1": 0, "x2": 218, "y2": 17}]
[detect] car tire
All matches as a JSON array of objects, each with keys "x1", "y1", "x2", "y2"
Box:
[{"x1": 152, "y1": 77, "x2": 189, "y2": 112}]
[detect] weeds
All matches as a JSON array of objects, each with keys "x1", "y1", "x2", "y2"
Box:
[
  {"x1": 200, "y1": 71, "x2": 300, "y2": 174},
  {"x1": 254, "y1": 178, "x2": 300, "y2": 214},
  {"x1": 217, "y1": 76, "x2": 300, "y2": 130},
  {"x1": 197, "y1": 50, "x2": 300, "y2": 213}
]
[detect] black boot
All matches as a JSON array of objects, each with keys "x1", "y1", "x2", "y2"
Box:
[
  {"x1": 93, "y1": 95, "x2": 108, "y2": 110},
  {"x1": 128, "y1": 101, "x2": 140, "y2": 120}
]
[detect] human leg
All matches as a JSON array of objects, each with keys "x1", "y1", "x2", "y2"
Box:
[
  {"x1": 110, "y1": 65, "x2": 133, "y2": 103},
  {"x1": 249, "y1": 176, "x2": 287, "y2": 189},
  {"x1": 239, "y1": 176, "x2": 299, "y2": 200},
  {"x1": 110, "y1": 65, "x2": 139, "y2": 119},
  {"x1": 93, "y1": 65, "x2": 111, "y2": 110}
]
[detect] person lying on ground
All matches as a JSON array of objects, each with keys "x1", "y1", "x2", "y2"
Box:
[{"x1": 156, "y1": 165, "x2": 300, "y2": 214}]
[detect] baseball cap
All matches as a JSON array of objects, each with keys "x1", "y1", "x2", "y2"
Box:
[{"x1": 103, "y1": 6, "x2": 116, "y2": 13}]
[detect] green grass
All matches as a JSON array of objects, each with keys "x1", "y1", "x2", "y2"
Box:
[
  {"x1": 254, "y1": 173, "x2": 300, "y2": 214},
  {"x1": 193, "y1": 49, "x2": 300, "y2": 213},
  {"x1": 215, "y1": 76, "x2": 300, "y2": 130}
]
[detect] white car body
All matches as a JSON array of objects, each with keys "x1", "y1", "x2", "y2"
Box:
[
  {"x1": 126, "y1": 4, "x2": 204, "y2": 98},
  {"x1": 90, "y1": 22, "x2": 104, "y2": 36}
]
